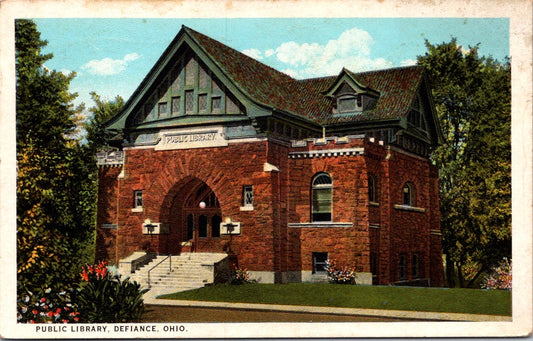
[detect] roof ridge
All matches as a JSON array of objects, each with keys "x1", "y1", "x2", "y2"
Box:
[{"x1": 184, "y1": 25, "x2": 295, "y2": 84}]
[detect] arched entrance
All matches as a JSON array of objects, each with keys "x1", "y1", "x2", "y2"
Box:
[{"x1": 166, "y1": 178, "x2": 224, "y2": 254}]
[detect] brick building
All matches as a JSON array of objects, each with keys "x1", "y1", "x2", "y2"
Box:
[{"x1": 96, "y1": 26, "x2": 445, "y2": 286}]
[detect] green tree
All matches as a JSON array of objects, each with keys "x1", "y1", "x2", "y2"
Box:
[
  {"x1": 417, "y1": 39, "x2": 511, "y2": 287},
  {"x1": 85, "y1": 91, "x2": 124, "y2": 154},
  {"x1": 16, "y1": 19, "x2": 95, "y2": 294}
]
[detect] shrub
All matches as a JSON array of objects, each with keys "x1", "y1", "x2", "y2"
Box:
[
  {"x1": 17, "y1": 289, "x2": 80, "y2": 324},
  {"x1": 482, "y1": 258, "x2": 512, "y2": 290},
  {"x1": 72, "y1": 261, "x2": 148, "y2": 323},
  {"x1": 231, "y1": 266, "x2": 255, "y2": 285},
  {"x1": 325, "y1": 259, "x2": 357, "y2": 284}
]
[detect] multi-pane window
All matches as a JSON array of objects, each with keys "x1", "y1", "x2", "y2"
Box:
[
  {"x1": 312, "y1": 173, "x2": 333, "y2": 222},
  {"x1": 158, "y1": 102, "x2": 168, "y2": 117},
  {"x1": 134, "y1": 190, "x2": 143, "y2": 208},
  {"x1": 368, "y1": 175, "x2": 377, "y2": 203},
  {"x1": 198, "y1": 94, "x2": 207, "y2": 113},
  {"x1": 403, "y1": 182, "x2": 415, "y2": 206},
  {"x1": 399, "y1": 254, "x2": 407, "y2": 281},
  {"x1": 243, "y1": 185, "x2": 254, "y2": 208},
  {"x1": 312, "y1": 252, "x2": 328, "y2": 274},
  {"x1": 171, "y1": 96, "x2": 180, "y2": 115},
  {"x1": 185, "y1": 90, "x2": 194, "y2": 113}
]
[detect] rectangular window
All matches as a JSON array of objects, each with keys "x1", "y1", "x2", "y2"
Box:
[
  {"x1": 412, "y1": 253, "x2": 420, "y2": 278},
  {"x1": 338, "y1": 97, "x2": 356, "y2": 112},
  {"x1": 198, "y1": 93, "x2": 207, "y2": 113},
  {"x1": 171, "y1": 96, "x2": 180, "y2": 115},
  {"x1": 158, "y1": 102, "x2": 168, "y2": 117},
  {"x1": 243, "y1": 186, "x2": 254, "y2": 208},
  {"x1": 312, "y1": 252, "x2": 328, "y2": 274},
  {"x1": 185, "y1": 90, "x2": 194, "y2": 113},
  {"x1": 312, "y1": 187, "x2": 332, "y2": 222},
  {"x1": 399, "y1": 254, "x2": 407, "y2": 281},
  {"x1": 211, "y1": 96, "x2": 221, "y2": 112},
  {"x1": 134, "y1": 191, "x2": 143, "y2": 208}
]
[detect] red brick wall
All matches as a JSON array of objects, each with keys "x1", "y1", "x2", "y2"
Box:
[
  {"x1": 96, "y1": 136, "x2": 444, "y2": 285},
  {"x1": 95, "y1": 167, "x2": 121, "y2": 263},
  {"x1": 287, "y1": 138, "x2": 369, "y2": 273}
]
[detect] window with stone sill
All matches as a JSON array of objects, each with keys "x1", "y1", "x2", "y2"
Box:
[
  {"x1": 312, "y1": 252, "x2": 328, "y2": 274},
  {"x1": 312, "y1": 173, "x2": 333, "y2": 222},
  {"x1": 402, "y1": 182, "x2": 415, "y2": 206},
  {"x1": 241, "y1": 185, "x2": 254, "y2": 210},
  {"x1": 132, "y1": 190, "x2": 143, "y2": 212}
]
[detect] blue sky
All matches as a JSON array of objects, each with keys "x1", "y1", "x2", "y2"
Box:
[{"x1": 33, "y1": 18, "x2": 509, "y2": 110}]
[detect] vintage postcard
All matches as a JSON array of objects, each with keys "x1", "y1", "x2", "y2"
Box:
[{"x1": 0, "y1": 0, "x2": 531, "y2": 338}]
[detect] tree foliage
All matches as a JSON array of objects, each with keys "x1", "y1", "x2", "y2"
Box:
[
  {"x1": 417, "y1": 39, "x2": 511, "y2": 287},
  {"x1": 16, "y1": 19, "x2": 96, "y2": 294},
  {"x1": 85, "y1": 91, "x2": 124, "y2": 154}
]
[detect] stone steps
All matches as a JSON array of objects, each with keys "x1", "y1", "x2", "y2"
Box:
[{"x1": 126, "y1": 252, "x2": 227, "y2": 296}]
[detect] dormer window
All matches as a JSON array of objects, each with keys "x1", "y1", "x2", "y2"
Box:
[{"x1": 338, "y1": 95, "x2": 363, "y2": 113}]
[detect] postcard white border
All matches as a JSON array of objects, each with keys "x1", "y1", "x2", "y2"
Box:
[{"x1": 0, "y1": 0, "x2": 531, "y2": 338}]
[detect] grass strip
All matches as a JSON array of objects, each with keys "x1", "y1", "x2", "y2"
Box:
[{"x1": 157, "y1": 283, "x2": 511, "y2": 316}]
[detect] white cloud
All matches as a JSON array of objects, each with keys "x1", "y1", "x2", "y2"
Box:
[
  {"x1": 60, "y1": 68, "x2": 73, "y2": 76},
  {"x1": 242, "y1": 48, "x2": 263, "y2": 60},
  {"x1": 261, "y1": 27, "x2": 395, "y2": 78},
  {"x1": 82, "y1": 52, "x2": 140, "y2": 76},
  {"x1": 400, "y1": 59, "x2": 417, "y2": 67}
]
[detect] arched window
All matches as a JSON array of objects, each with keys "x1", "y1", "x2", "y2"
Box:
[
  {"x1": 402, "y1": 182, "x2": 415, "y2": 206},
  {"x1": 368, "y1": 175, "x2": 377, "y2": 203},
  {"x1": 312, "y1": 173, "x2": 333, "y2": 222}
]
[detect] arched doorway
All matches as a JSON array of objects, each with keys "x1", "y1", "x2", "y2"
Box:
[{"x1": 166, "y1": 178, "x2": 223, "y2": 254}]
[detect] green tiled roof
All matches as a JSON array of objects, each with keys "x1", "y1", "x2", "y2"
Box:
[{"x1": 186, "y1": 26, "x2": 424, "y2": 127}]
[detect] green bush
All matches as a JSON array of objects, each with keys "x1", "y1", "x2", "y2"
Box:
[{"x1": 73, "y1": 261, "x2": 147, "y2": 323}]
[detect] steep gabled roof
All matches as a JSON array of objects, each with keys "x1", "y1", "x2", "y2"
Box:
[
  {"x1": 186, "y1": 27, "x2": 429, "y2": 127},
  {"x1": 106, "y1": 25, "x2": 437, "y2": 139}
]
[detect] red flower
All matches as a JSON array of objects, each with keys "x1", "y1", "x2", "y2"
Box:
[
  {"x1": 40, "y1": 297, "x2": 46, "y2": 303},
  {"x1": 80, "y1": 270, "x2": 89, "y2": 282},
  {"x1": 47, "y1": 311, "x2": 53, "y2": 317},
  {"x1": 55, "y1": 308, "x2": 61, "y2": 314},
  {"x1": 74, "y1": 317, "x2": 79, "y2": 322},
  {"x1": 30, "y1": 320, "x2": 35, "y2": 324},
  {"x1": 32, "y1": 310, "x2": 38, "y2": 315}
]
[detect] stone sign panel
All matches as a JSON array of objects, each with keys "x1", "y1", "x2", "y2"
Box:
[{"x1": 155, "y1": 126, "x2": 228, "y2": 150}]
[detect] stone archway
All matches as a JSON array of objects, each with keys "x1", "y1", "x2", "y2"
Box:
[{"x1": 164, "y1": 177, "x2": 225, "y2": 254}]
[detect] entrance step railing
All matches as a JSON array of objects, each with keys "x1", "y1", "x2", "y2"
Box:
[{"x1": 147, "y1": 255, "x2": 172, "y2": 288}]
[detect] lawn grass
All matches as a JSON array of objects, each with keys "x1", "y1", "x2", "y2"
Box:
[{"x1": 157, "y1": 283, "x2": 511, "y2": 316}]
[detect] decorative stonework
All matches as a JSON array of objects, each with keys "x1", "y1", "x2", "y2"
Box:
[
  {"x1": 289, "y1": 148, "x2": 364, "y2": 159},
  {"x1": 96, "y1": 150, "x2": 124, "y2": 166}
]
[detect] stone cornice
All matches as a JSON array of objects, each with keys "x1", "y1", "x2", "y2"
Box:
[{"x1": 289, "y1": 147, "x2": 364, "y2": 159}]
